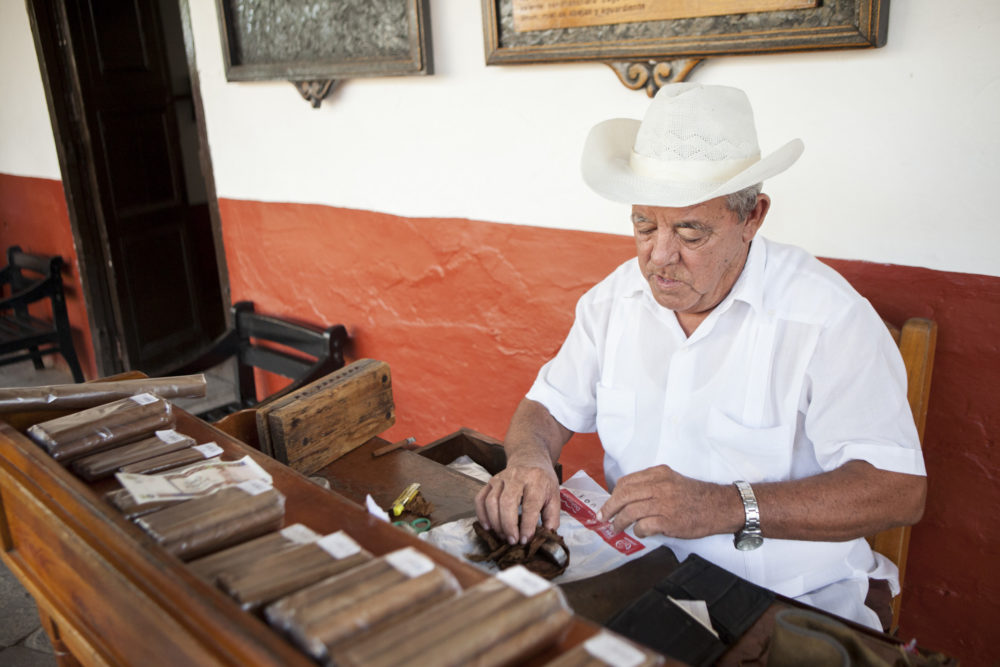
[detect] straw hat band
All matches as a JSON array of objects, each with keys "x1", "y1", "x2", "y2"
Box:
[{"x1": 628, "y1": 149, "x2": 761, "y2": 185}]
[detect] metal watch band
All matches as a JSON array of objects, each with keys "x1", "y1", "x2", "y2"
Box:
[{"x1": 733, "y1": 480, "x2": 763, "y2": 550}]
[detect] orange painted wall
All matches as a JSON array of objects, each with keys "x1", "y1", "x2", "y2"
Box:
[
  {"x1": 217, "y1": 198, "x2": 630, "y2": 482},
  {"x1": 0, "y1": 173, "x2": 96, "y2": 379},
  {"x1": 220, "y1": 197, "x2": 1000, "y2": 663}
]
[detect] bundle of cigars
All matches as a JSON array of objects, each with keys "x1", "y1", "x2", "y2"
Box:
[
  {"x1": 26, "y1": 391, "x2": 224, "y2": 480},
  {"x1": 187, "y1": 523, "x2": 578, "y2": 667}
]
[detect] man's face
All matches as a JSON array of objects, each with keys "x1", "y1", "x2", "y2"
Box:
[{"x1": 632, "y1": 195, "x2": 766, "y2": 316}]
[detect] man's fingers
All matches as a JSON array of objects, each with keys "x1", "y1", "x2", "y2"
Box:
[
  {"x1": 474, "y1": 483, "x2": 491, "y2": 529},
  {"x1": 599, "y1": 481, "x2": 652, "y2": 523},
  {"x1": 541, "y1": 493, "x2": 562, "y2": 532},
  {"x1": 609, "y1": 498, "x2": 658, "y2": 535},
  {"x1": 518, "y1": 483, "x2": 546, "y2": 543},
  {"x1": 498, "y1": 480, "x2": 526, "y2": 543},
  {"x1": 478, "y1": 479, "x2": 508, "y2": 536},
  {"x1": 632, "y1": 516, "x2": 665, "y2": 539}
]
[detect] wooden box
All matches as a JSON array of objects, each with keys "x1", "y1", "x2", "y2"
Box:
[
  {"x1": 419, "y1": 427, "x2": 563, "y2": 483},
  {"x1": 256, "y1": 359, "x2": 395, "y2": 474}
]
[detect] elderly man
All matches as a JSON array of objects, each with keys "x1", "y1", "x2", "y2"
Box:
[{"x1": 474, "y1": 83, "x2": 926, "y2": 630}]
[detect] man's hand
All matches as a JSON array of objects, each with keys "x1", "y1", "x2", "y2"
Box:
[
  {"x1": 474, "y1": 459, "x2": 561, "y2": 545},
  {"x1": 598, "y1": 464, "x2": 741, "y2": 539}
]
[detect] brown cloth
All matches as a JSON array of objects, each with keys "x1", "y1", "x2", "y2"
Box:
[{"x1": 468, "y1": 521, "x2": 569, "y2": 579}]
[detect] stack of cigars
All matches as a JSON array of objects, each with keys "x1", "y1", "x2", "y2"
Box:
[
  {"x1": 27, "y1": 389, "x2": 224, "y2": 479},
  {"x1": 15, "y1": 382, "x2": 665, "y2": 666}
]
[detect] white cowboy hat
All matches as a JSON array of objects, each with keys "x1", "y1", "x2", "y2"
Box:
[{"x1": 581, "y1": 82, "x2": 804, "y2": 207}]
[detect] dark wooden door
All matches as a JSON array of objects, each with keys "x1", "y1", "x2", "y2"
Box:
[{"x1": 54, "y1": 0, "x2": 224, "y2": 373}]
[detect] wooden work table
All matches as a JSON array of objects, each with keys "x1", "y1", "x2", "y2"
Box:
[{"x1": 0, "y1": 409, "x2": 618, "y2": 667}]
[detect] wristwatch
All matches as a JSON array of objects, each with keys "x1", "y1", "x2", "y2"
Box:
[{"x1": 733, "y1": 480, "x2": 763, "y2": 551}]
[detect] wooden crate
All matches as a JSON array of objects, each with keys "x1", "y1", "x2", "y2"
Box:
[
  {"x1": 256, "y1": 359, "x2": 395, "y2": 474},
  {"x1": 419, "y1": 427, "x2": 562, "y2": 483}
]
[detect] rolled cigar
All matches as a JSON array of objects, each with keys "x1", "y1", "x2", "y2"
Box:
[
  {"x1": 188, "y1": 525, "x2": 320, "y2": 584},
  {"x1": 219, "y1": 544, "x2": 372, "y2": 611},
  {"x1": 49, "y1": 411, "x2": 177, "y2": 462},
  {"x1": 270, "y1": 563, "x2": 403, "y2": 630},
  {"x1": 27, "y1": 395, "x2": 175, "y2": 462},
  {"x1": 117, "y1": 446, "x2": 215, "y2": 475},
  {"x1": 470, "y1": 606, "x2": 574, "y2": 667},
  {"x1": 105, "y1": 487, "x2": 187, "y2": 519},
  {"x1": 320, "y1": 586, "x2": 459, "y2": 662},
  {"x1": 295, "y1": 567, "x2": 460, "y2": 659},
  {"x1": 336, "y1": 577, "x2": 523, "y2": 666},
  {"x1": 71, "y1": 430, "x2": 195, "y2": 481},
  {"x1": 0, "y1": 375, "x2": 206, "y2": 412},
  {"x1": 137, "y1": 487, "x2": 285, "y2": 560},
  {"x1": 27, "y1": 394, "x2": 171, "y2": 444},
  {"x1": 265, "y1": 558, "x2": 397, "y2": 631},
  {"x1": 394, "y1": 585, "x2": 568, "y2": 667}
]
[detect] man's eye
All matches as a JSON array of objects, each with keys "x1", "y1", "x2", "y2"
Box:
[
  {"x1": 678, "y1": 230, "x2": 706, "y2": 243},
  {"x1": 636, "y1": 227, "x2": 656, "y2": 236}
]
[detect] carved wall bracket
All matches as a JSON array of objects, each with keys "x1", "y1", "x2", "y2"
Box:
[
  {"x1": 607, "y1": 58, "x2": 705, "y2": 97},
  {"x1": 292, "y1": 80, "x2": 337, "y2": 108}
]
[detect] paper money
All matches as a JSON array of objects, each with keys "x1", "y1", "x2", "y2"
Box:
[{"x1": 115, "y1": 455, "x2": 272, "y2": 504}]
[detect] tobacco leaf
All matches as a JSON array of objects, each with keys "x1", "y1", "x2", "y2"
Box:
[{"x1": 468, "y1": 521, "x2": 569, "y2": 579}]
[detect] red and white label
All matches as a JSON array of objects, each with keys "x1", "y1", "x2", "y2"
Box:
[{"x1": 560, "y1": 489, "x2": 645, "y2": 555}]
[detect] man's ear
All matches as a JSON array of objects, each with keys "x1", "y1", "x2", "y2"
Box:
[{"x1": 743, "y1": 194, "x2": 771, "y2": 242}]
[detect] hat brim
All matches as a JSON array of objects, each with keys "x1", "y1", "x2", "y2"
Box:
[{"x1": 581, "y1": 118, "x2": 804, "y2": 208}]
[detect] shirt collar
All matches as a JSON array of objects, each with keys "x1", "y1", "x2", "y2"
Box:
[{"x1": 725, "y1": 235, "x2": 767, "y2": 315}]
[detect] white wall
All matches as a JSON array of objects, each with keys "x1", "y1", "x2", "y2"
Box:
[
  {"x1": 0, "y1": 0, "x2": 62, "y2": 179},
  {"x1": 4, "y1": 0, "x2": 999, "y2": 277}
]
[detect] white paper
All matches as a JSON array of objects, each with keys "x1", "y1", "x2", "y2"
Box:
[
  {"x1": 365, "y1": 494, "x2": 390, "y2": 521},
  {"x1": 280, "y1": 524, "x2": 321, "y2": 544},
  {"x1": 155, "y1": 429, "x2": 187, "y2": 444},
  {"x1": 385, "y1": 547, "x2": 435, "y2": 578},
  {"x1": 317, "y1": 531, "x2": 362, "y2": 559},
  {"x1": 193, "y1": 442, "x2": 223, "y2": 458},
  {"x1": 583, "y1": 632, "x2": 647, "y2": 667},
  {"x1": 668, "y1": 596, "x2": 718, "y2": 638},
  {"x1": 236, "y1": 478, "x2": 273, "y2": 496},
  {"x1": 130, "y1": 392, "x2": 158, "y2": 405},
  {"x1": 497, "y1": 565, "x2": 551, "y2": 597},
  {"x1": 115, "y1": 455, "x2": 272, "y2": 503}
]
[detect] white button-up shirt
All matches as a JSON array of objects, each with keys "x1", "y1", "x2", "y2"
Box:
[{"x1": 526, "y1": 236, "x2": 926, "y2": 629}]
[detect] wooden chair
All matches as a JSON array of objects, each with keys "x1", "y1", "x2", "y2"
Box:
[
  {"x1": 0, "y1": 246, "x2": 84, "y2": 382},
  {"x1": 868, "y1": 317, "x2": 937, "y2": 634},
  {"x1": 159, "y1": 301, "x2": 349, "y2": 423}
]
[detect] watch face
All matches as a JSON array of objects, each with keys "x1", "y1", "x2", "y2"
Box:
[{"x1": 735, "y1": 533, "x2": 763, "y2": 551}]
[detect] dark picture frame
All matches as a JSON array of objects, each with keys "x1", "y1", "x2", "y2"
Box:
[
  {"x1": 216, "y1": 0, "x2": 432, "y2": 81},
  {"x1": 481, "y1": 0, "x2": 889, "y2": 65}
]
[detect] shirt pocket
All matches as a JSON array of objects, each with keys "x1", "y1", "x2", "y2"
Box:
[
  {"x1": 705, "y1": 406, "x2": 793, "y2": 482},
  {"x1": 595, "y1": 383, "x2": 636, "y2": 460}
]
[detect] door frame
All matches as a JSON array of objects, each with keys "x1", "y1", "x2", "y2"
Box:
[{"x1": 25, "y1": 0, "x2": 230, "y2": 376}]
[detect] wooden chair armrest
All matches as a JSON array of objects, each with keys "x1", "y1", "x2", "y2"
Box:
[{"x1": 0, "y1": 275, "x2": 56, "y2": 311}]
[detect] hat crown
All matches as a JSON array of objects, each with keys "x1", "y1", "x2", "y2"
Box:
[{"x1": 633, "y1": 83, "x2": 761, "y2": 164}]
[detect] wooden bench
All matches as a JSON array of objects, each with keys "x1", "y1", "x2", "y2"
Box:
[{"x1": 0, "y1": 245, "x2": 84, "y2": 382}]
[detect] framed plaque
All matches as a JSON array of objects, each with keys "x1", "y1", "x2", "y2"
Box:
[
  {"x1": 482, "y1": 0, "x2": 889, "y2": 65},
  {"x1": 217, "y1": 0, "x2": 432, "y2": 81}
]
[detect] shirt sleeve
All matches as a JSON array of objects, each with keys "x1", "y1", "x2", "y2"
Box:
[
  {"x1": 525, "y1": 287, "x2": 609, "y2": 434},
  {"x1": 803, "y1": 299, "x2": 927, "y2": 476}
]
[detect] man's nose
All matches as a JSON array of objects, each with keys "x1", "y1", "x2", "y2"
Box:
[{"x1": 650, "y1": 231, "x2": 680, "y2": 267}]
